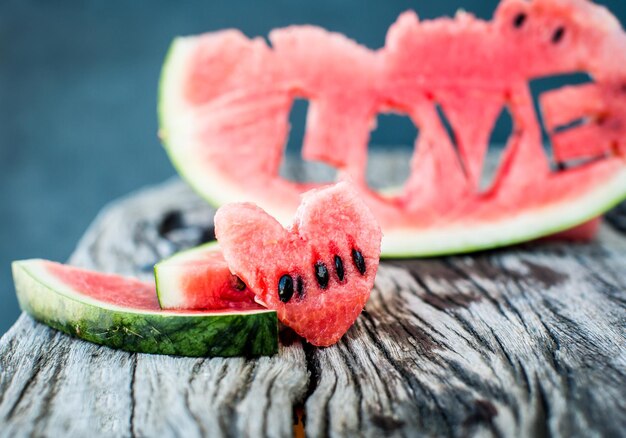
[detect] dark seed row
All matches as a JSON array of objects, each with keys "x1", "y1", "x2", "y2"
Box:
[
  {"x1": 315, "y1": 262, "x2": 330, "y2": 289},
  {"x1": 296, "y1": 277, "x2": 304, "y2": 298},
  {"x1": 334, "y1": 255, "x2": 344, "y2": 281},
  {"x1": 551, "y1": 26, "x2": 565, "y2": 44},
  {"x1": 278, "y1": 273, "x2": 306, "y2": 303},
  {"x1": 233, "y1": 276, "x2": 247, "y2": 291},
  {"x1": 278, "y1": 275, "x2": 294, "y2": 303},
  {"x1": 512, "y1": 12, "x2": 566, "y2": 45},
  {"x1": 352, "y1": 249, "x2": 366, "y2": 275},
  {"x1": 277, "y1": 248, "x2": 367, "y2": 303}
]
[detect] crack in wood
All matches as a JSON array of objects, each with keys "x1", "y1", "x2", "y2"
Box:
[
  {"x1": 32, "y1": 341, "x2": 67, "y2": 436},
  {"x1": 129, "y1": 354, "x2": 137, "y2": 438}
]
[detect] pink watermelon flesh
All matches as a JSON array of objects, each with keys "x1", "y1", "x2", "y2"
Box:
[
  {"x1": 159, "y1": 0, "x2": 626, "y2": 256},
  {"x1": 48, "y1": 262, "x2": 159, "y2": 311},
  {"x1": 542, "y1": 216, "x2": 601, "y2": 241},
  {"x1": 46, "y1": 261, "x2": 250, "y2": 314},
  {"x1": 155, "y1": 244, "x2": 261, "y2": 310},
  {"x1": 541, "y1": 81, "x2": 626, "y2": 162},
  {"x1": 215, "y1": 182, "x2": 382, "y2": 347}
]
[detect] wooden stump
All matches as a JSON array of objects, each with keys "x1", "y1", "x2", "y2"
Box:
[{"x1": 1, "y1": 169, "x2": 625, "y2": 437}]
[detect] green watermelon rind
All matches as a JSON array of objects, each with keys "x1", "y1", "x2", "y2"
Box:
[
  {"x1": 158, "y1": 36, "x2": 626, "y2": 258},
  {"x1": 158, "y1": 38, "x2": 239, "y2": 212},
  {"x1": 13, "y1": 259, "x2": 278, "y2": 357},
  {"x1": 158, "y1": 38, "x2": 298, "y2": 223},
  {"x1": 154, "y1": 240, "x2": 220, "y2": 309},
  {"x1": 381, "y1": 168, "x2": 626, "y2": 257}
]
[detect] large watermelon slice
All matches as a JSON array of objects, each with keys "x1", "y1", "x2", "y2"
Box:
[
  {"x1": 159, "y1": 0, "x2": 626, "y2": 257},
  {"x1": 12, "y1": 259, "x2": 278, "y2": 357}
]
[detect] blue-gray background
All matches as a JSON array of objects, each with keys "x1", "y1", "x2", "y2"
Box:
[{"x1": 1, "y1": 0, "x2": 624, "y2": 334}]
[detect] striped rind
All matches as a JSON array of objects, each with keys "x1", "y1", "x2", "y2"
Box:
[
  {"x1": 154, "y1": 241, "x2": 221, "y2": 309},
  {"x1": 12, "y1": 259, "x2": 278, "y2": 357},
  {"x1": 381, "y1": 167, "x2": 626, "y2": 257}
]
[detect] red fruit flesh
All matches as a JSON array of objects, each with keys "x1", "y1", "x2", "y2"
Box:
[
  {"x1": 543, "y1": 217, "x2": 601, "y2": 241},
  {"x1": 156, "y1": 247, "x2": 261, "y2": 311},
  {"x1": 47, "y1": 262, "x2": 159, "y2": 311},
  {"x1": 215, "y1": 182, "x2": 382, "y2": 346}
]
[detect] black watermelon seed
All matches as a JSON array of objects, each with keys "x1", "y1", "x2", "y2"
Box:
[
  {"x1": 513, "y1": 13, "x2": 526, "y2": 28},
  {"x1": 315, "y1": 262, "x2": 330, "y2": 289},
  {"x1": 158, "y1": 210, "x2": 183, "y2": 236},
  {"x1": 278, "y1": 275, "x2": 294, "y2": 303},
  {"x1": 352, "y1": 249, "x2": 366, "y2": 275},
  {"x1": 334, "y1": 255, "x2": 345, "y2": 281},
  {"x1": 296, "y1": 276, "x2": 305, "y2": 298},
  {"x1": 552, "y1": 26, "x2": 565, "y2": 44},
  {"x1": 233, "y1": 276, "x2": 246, "y2": 291}
]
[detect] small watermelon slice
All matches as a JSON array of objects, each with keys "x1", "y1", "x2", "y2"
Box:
[
  {"x1": 155, "y1": 241, "x2": 260, "y2": 310},
  {"x1": 159, "y1": 0, "x2": 626, "y2": 257},
  {"x1": 214, "y1": 182, "x2": 382, "y2": 347},
  {"x1": 12, "y1": 259, "x2": 278, "y2": 357}
]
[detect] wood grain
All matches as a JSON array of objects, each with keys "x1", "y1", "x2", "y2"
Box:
[{"x1": 1, "y1": 153, "x2": 625, "y2": 436}]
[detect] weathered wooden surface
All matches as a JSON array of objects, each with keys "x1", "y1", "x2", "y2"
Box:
[{"x1": 1, "y1": 154, "x2": 625, "y2": 437}]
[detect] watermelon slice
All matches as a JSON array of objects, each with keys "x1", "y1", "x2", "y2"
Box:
[
  {"x1": 159, "y1": 0, "x2": 626, "y2": 257},
  {"x1": 214, "y1": 182, "x2": 382, "y2": 346},
  {"x1": 155, "y1": 241, "x2": 260, "y2": 310},
  {"x1": 12, "y1": 259, "x2": 278, "y2": 357}
]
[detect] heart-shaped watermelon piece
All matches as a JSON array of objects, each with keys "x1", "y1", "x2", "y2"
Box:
[{"x1": 215, "y1": 182, "x2": 382, "y2": 346}]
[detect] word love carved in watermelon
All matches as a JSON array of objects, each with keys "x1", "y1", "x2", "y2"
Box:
[{"x1": 160, "y1": 0, "x2": 626, "y2": 257}]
